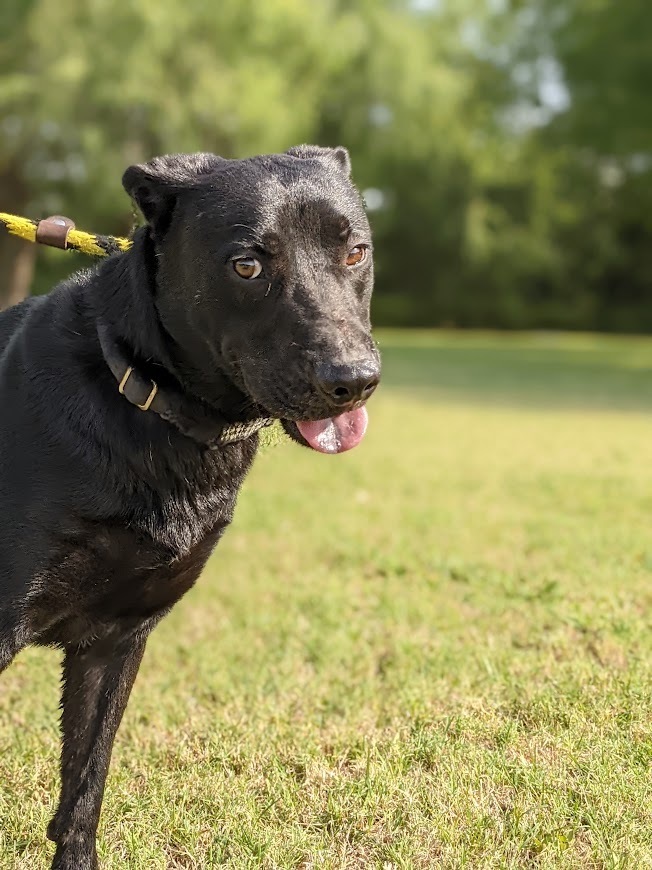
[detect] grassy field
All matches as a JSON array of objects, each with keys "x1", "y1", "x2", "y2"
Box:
[{"x1": 3, "y1": 330, "x2": 652, "y2": 868}]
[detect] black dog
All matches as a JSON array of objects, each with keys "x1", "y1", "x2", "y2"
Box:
[{"x1": 0, "y1": 145, "x2": 380, "y2": 869}]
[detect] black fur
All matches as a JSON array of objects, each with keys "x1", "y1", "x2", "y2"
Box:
[{"x1": 0, "y1": 147, "x2": 379, "y2": 869}]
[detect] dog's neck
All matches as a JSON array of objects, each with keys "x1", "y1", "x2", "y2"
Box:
[{"x1": 91, "y1": 230, "x2": 273, "y2": 446}]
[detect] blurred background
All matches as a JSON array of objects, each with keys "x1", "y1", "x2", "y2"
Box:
[{"x1": 1, "y1": 0, "x2": 650, "y2": 331}]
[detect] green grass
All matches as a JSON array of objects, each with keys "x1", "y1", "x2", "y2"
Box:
[{"x1": 3, "y1": 330, "x2": 652, "y2": 868}]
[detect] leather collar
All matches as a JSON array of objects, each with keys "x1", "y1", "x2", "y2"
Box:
[{"x1": 96, "y1": 322, "x2": 274, "y2": 447}]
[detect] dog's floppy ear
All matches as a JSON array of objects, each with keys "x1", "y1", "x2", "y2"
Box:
[
  {"x1": 286, "y1": 144, "x2": 351, "y2": 177},
  {"x1": 122, "y1": 153, "x2": 222, "y2": 239}
]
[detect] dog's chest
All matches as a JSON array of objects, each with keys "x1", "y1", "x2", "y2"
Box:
[{"x1": 28, "y1": 514, "x2": 230, "y2": 647}]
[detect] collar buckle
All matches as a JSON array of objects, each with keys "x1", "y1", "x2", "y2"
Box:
[{"x1": 118, "y1": 365, "x2": 159, "y2": 412}]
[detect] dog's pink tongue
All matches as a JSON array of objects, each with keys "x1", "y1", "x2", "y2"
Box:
[{"x1": 296, "y1": 406, "x2": 368, "y2": 454}]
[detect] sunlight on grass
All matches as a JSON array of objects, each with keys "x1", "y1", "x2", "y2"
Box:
[{"x1": 2, "y1": 331, "x2": 652, "y2": 868}]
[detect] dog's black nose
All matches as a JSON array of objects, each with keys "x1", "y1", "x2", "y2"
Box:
[{"x1": 315, "y1": 360, "x2": 380, "y2": 407}]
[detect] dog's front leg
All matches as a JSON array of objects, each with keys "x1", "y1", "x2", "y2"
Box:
[
  {"x1": 0, "y1": 601, "x2": 25, "y2": 673},
  {"x1": 47, "y1": 630, "x2": 148, "y2": 870}
]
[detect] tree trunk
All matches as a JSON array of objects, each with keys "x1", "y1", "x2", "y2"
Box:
[
  {"x1": 0, "y1": 165, "x2": 32, "y2": 310},
  {"x1": 4, "y1": 242, "x2": 36, "y2": 309}
]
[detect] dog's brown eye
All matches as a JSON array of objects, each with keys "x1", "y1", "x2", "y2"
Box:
[
  {"x1": 345, "y1": 245, "x2": 367, "y2": 267},
  {"x1": 233, "y1": 257, "x2": 263, "y2": 279}
]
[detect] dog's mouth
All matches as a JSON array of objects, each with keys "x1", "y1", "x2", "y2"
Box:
[
  {"x1": 223, "y1": 350, "x2": 371, "y2": 454},
  {"x1": 287, "y1": 405, "x2": 368, "y2": 454}
]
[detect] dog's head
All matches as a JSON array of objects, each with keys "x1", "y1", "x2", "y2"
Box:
[{"x1": 123, "y1": 146, "x2": 380, "y2": 453}]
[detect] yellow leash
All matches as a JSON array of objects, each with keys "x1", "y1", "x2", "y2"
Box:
[{"x1": 0, "y1": 211, "x2": 131, "y2": 258}]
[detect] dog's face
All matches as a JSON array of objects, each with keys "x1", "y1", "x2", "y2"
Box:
[{"x1": 123, "y1": 147, "x2": 380, "y2": 453}]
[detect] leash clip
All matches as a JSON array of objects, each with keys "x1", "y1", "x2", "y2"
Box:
[{"x1": 35, "y1": 215, "x2": 75, "y2": 250}]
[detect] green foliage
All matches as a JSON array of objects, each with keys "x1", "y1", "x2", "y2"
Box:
[
  {"x1": 0, "y1": 0, "x2": 650, "y2": 328},
  {"x1": 0, "y1": 0, "x2": 352, "y2": 218},
  {"x1": 539, "y1": 0, "x2": 652, "y2": 154}
]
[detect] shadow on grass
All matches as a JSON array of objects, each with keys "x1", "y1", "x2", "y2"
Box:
[{"x1": 377, "y1": 331, "x2": 652, "y2": 412}]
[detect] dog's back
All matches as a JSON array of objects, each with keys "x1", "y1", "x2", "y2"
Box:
[{"x1": 0, "y1": 296, "x2": 40, "y2": 359}]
